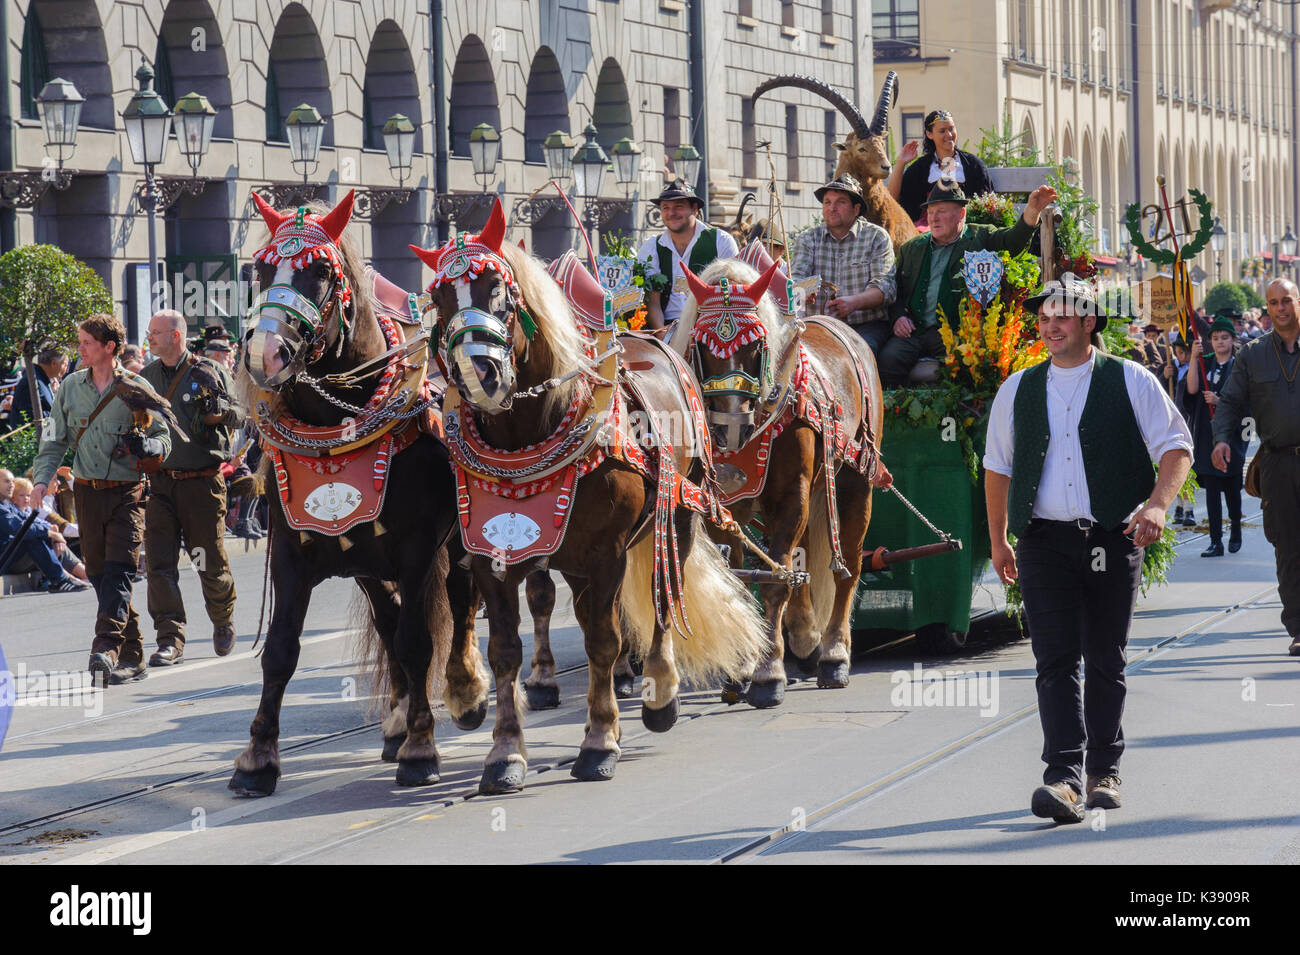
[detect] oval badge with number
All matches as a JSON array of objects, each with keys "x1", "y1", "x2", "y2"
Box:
[
  {"x1": 480, "y1": 512, "x2": 541, "y2": 551},
  {"x1": 303, "y1": 482, "x2": 363, "y2": 522}
]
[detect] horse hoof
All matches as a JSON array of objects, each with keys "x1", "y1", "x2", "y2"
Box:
[
  {"x1": 746, "y1": 679, "x2": 786, "y2": 709},
  {"x1": 395, "y1": 757, "x2": 441, "y2": 787},
  {"x1": 641, "y1": 696, "x2": 679, "y2": 733},
  {"x1": 817, "y1": 660, "x2": 851, "y2": 689},
  {"x1": 788, "y1": 644, "x2": 822, "y2": 677},
  {"x1": 721, "y1": 678, "x2": 751, "y2": 704},
  {"x1": 452, "y1": 699, "x2": 489, "y2": 731},
  {"x1": 480, "y1": 760, "x2": 527, "y2": 794},
  {"x1": 614, "y1": 674, "x2": 637, "y2": 699},
  {"x1": 228, "y1": 765, "x2": 280, "y2": 798},
  {"x1": 570, "y1": 748, "x2": 619, "y2": 781},
  {"x1": 381, "y1": 734, "x2": 406, "y2": 763},
  {"x1": 525, "y1": 683, "x2": 560, "y2": 710}
]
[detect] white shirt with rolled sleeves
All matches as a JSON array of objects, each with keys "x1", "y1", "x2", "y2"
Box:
[
  {"x1": 637, "y1": 221, "x2": 740, "y2": 325},
  {"x1": 983, "y1": 355, "x2": 1194, "y2": 524}
]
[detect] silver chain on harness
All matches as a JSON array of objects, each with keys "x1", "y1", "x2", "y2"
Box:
[{"x1": 883, "y1": 483, "x2": 957, "y2": 544}]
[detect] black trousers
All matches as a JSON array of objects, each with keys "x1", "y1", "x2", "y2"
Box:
[
  {"x1": 1259, "y1": 451, "x2": 1300, "y2": 639},
  {"x1": 1197, "y1": 471, "x2": 1243, "y2": 543},
  {"x1": 1016, "y1": 520, "x2": 1144, "y2": 792}
]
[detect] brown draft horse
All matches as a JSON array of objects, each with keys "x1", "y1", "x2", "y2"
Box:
[
  {"x1": 676, "y1": 257, "x2": 885, "y2": 707},
  {"x1": 229, "y1": 191, "x2": 481, "y2": 796},
  {"x1": 411, "y1": 200, "x2": 766, "y2": 792}
]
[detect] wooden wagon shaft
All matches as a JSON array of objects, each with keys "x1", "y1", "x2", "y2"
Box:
[
  {"x1": 863, "y1": 540, "x2": 962, "y2": 572},
  {"x1": 730, "y1": 568, "x2": 812, "y2": 587}
]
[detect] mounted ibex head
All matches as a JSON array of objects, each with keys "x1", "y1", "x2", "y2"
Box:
[{"x1": 753, "y1": 72, "x2": 898, "y2": 185}]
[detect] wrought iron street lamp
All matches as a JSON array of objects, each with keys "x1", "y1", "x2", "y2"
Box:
[
  {"x1": 1210, "y1": 217, "x2": 1227, "y2": 281},
  {"x1": 571, "y1": 123, "x2": 608, "y2": 202},
  {"x1": 173, "y1": 91, "x2": 216, "y2": 176},
  {"x1": 1282, "y1": 224, "x2": 1297, "y2": 257},
  {"x1": 672, "y1": 143, "x2": 702, "y2": 189},
  {"x1": 122, "y1": 60, "x2": 173, "y2": 291},
  {"x1": 468, "y1": 122, "x2": 501, "y2": 191},
  {"x1": 383, "y1": 113, "x2": 416, "y2": 187},
  {"x1": 285, "y1": 103, "x2": 326, "y2": 184},
  {"x1": 543, "y1": 130, "x2": 571, "y2": 182},
  {"x1": 36, "y1": 77, "x2": 83, "y2": 174},
  {"x1": 611, "y1": 137, "x2": 641, "y2": 197}
]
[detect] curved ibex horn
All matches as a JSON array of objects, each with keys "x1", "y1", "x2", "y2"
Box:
[
  {"x1": 751, "y1": 74, "x2": 871, "y2": 140},
  {"x1": 868, "y1": 71, "x2": 900, "y2": 136}
]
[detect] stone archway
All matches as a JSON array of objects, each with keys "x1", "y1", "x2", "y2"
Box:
[{"x1": 266, "y1": 2, "x2": 332, "y2": 146}]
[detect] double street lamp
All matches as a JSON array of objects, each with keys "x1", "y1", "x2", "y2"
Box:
[{"x1": 121, "y1": 61, "x2": 173, "y2": 291}]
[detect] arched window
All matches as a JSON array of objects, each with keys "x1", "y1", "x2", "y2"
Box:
[
  {"x1": 449, "y1": 35, "x2": 500, "y2": 157},
  {"x1": 19, "y1": 7, "x2": 50, "y2": 120},
  {"x1": 362, "y1": 21, "x2": 421, "y2": 153},
  {"x1": 524, "y1": 47, "x2": 567, "y2": 164},
  {"x1": 266, "y1": 3, "x2": 332, "y2": 148},
  {"x1": 592, "y1": 59, "x2": 633, "y2": 156}
]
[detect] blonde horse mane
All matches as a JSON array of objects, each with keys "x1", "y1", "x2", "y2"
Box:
[
  {"x1": 498, "y1": 241, "x2": 591, "y2": 422},
  {"x1": 671, "y1": 257, "x2": 797, "y2": 364}
]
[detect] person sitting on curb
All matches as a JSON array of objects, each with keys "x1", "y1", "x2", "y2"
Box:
[
  {"x1": 0, "y1": 467, "x2": 89, "y2": 592},
  {"x1": 10, "y1": 476, "x2": 88, "y2": 584}
]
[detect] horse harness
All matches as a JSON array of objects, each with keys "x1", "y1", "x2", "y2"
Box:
[
  {"x1": 425, "y1": 231, "x2": 737, "y2": 635},
  {"x1": 685, "y1": 265, "x2": 882, "y2": 579}
]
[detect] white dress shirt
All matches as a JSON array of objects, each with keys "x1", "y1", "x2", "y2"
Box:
[
  {"x1": 637, "y1": 220, "x2": 741, "y2": 325},
  {"x1": 984, "y1": 353, "x2": 1194, "y2": 523}
]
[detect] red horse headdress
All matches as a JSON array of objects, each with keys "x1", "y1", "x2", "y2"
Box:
[
  {"x1": 252, "y1": 190, "x2": 355, "y2": 309},
  {"x1": 409, "y1": 198, "x2": 519, "y2": 297},
  {"x1": 682, "y1": 259, "x2": 782, "y2": 359}
]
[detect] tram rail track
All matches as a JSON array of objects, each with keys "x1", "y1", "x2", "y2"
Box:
[{"x1": 0, "y1": 508, "x2": 1265, "y2": 858}]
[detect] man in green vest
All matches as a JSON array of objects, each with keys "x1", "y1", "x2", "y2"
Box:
[
  {"x1": 984, "y1": 277, "x2": 1192, "y2": 823},
  {"x1": 881, "y1": 179, "x2": 1058, "y2": 386},
  {"x1": 637, "y1": 179, "x2": 739, "y2": 331}
]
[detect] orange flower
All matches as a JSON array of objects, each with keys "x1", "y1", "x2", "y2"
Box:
[{"x1": 628, "y1": 306, "x2": 647, "y2": 331}]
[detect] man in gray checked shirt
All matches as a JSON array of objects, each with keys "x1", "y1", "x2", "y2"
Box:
[{"x1": 790, "y1": 174, "x2": 897, "y2": 354}]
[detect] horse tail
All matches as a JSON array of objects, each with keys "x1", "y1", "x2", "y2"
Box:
[
  {"x1": 350, "y1": 545, "x2": 452, "y2": 722},
  {"x1": 804, "y1": 479, "x2": 838, "y2": 634},
  {"x1": 350, "y1": 583, "x2": 390, "y2": 720},
  {"x1": 622, "y1": 518, "x2": 767, "y2": 685}
]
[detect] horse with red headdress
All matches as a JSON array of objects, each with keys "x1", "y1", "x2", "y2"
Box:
[
  {"x1": 228, "y1": 191, "x2": 486, "y2": 796},
  {"x1": 674, "y1": 248, "x2": 889, "y2": 707},
  {"x1": 410, "y1": 198, "x2": 767, "y2": 791}
]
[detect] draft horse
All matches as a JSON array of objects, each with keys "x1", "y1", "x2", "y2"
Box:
[
  {"x1": 229, "y1": 191, "x2": 479, "y2": 796},
  {"x1": 675, "y1": 254, "x2": 886, "y2": 707},
  {"x1": 410, "y1": 199, "x2": 766, "y2": 792}
]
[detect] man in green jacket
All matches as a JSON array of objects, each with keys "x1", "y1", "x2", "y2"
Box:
[
  {"x1": 880, "y1": 179, "x2": 1059, "y2": 386},
  {"x1": 140, "y1": 309, "x2": 241, "y2": 666},
  {"x1": 32, "y1": 314, "x2": 172, "y2": 685}
]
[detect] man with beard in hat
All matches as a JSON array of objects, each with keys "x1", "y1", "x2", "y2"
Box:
[
  {"x1": 881, "y1": 179, "x2": 1058, "y2": 387},
  {"x1": 789, "y1": 174, "x2": 896, "y2": 353},
  {"x1": 637, "y1": 178, "x2": 739, "y2": 332},
  {"x1": 984, "y1": 277, "x2": 1192, "y2": 823}
]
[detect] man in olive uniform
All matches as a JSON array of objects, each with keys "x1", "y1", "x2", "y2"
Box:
[
  {"x1": 32, "y1": 314, "x2": 172, "y2": 684},
  {"x1": 1213, "y1": 277, "x2": 1300, "y2": 654},
  {"x1": 140, "y1": 310, "x2": 240, "y2": 665}
]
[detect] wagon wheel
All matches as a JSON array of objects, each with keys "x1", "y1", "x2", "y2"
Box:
[{"x1": 915, "y1": 622, "x2": 968, "y2": 656}]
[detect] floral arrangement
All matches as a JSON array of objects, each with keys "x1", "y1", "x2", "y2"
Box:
[
  {"x1": 936, "y1": 292, "x2": 1046, "y2": 398},
  {"x1": 964, "y1": 192, "x2": 1019, "y2": 229}
]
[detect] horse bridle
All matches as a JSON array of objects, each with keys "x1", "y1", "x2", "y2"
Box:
[{"x1": 245, "y1": 279, "x2": 345, "y2": 389}]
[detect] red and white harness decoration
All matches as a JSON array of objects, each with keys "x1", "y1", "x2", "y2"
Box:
[
  {"x1": 251, "y1": 194, "x2": 354, "y2": 311},
  {"x1": 690, "y1": 277, "x2": 770, "y2": 359}
]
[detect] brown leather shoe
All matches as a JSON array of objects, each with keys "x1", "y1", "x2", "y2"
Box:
[
  {"x1": 1031, "y1": 782, "x2": 1085, "y2": 823},
  {"x1": 213, "y1": 624, "x2": 236, "y2": 657},
  {"x1": 1086, "y1": 773, "x2": 1122, "y2": 809},
  {"x1": 149, "y1": 644, "x2": 184, "y2": 667}
]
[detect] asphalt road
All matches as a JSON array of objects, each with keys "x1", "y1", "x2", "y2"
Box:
[{"x1": 0, "y1": 500, "x2": 1295, "y2": 865}]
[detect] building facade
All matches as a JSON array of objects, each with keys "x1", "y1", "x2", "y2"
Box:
[
  {"x1": 1, "y1": 0, "x2": 873, "y2": 342},
  {"x1": 874, "y1": 0, "x2": 1299, "y2": 285}
]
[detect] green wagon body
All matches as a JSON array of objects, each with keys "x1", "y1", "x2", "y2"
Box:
[{"x1": 852, "y1": 417, "x2": 992, "y2": 638}]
